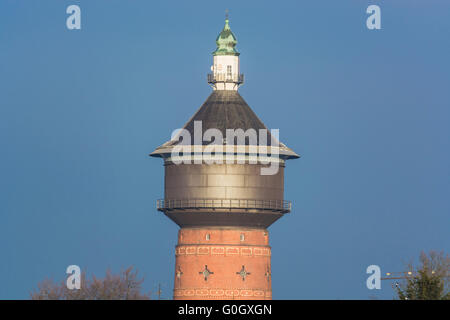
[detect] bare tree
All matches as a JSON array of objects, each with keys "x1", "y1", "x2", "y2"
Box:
[
  {"x1": 31, "y1": 266, "x2": 151, "y2": 300},
  {"x1": 396, "y1": 250, "x2": 449, "y2": 300}
]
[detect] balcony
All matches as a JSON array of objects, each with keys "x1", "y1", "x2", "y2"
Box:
[
  {"x1": 156, "y1": 198, "x2": 291, "y2": 214},
  {"x1": 207, "y1": 73, "x2": 244, "y2": 85}
]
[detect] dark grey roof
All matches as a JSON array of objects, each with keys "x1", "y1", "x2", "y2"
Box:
[
  {"x1": 151, "y1": 90, "x2": 299, "y2": 158},
  {"x1": 185, "y1": 90, "x2": 265, "y2": 136},
  {"x1": 166, "y1": 90, "x2": 281, "y2": 146}
]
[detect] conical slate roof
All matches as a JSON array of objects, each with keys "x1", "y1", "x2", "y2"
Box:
[
  {"x1": 178, "y1": 90, "x2": 270, "y2": 144},
  {"x1": 151, "y1": 90, "x2": 299, "y2": 159}
]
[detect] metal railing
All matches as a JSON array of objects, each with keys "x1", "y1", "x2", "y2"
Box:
[
  {"x1": 207, "y1": 73, "x2": 244, "y2": 84},
  {"x1": 157, "y1": 198, "x2": 291, "y2": 212}
]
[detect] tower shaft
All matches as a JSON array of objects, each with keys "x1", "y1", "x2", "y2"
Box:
[{"x1": 174, "y1": 228, "x2": 272, "y2": 300}]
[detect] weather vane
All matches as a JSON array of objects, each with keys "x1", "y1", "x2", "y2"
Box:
[{"x1": 225, "y1": 9, "x2": 229, "y2": 20}]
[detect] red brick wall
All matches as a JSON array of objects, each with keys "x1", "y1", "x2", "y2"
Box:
[{"x1": 173, "y1": 228, "x2": 272, "y2": 300}]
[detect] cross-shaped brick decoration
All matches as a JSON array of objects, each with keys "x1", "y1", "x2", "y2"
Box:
[
  {"x1": 176, "y1": 266, "x2": 183, "y2": 281},
  {"x1": 199, "y1": 265, "x2": 214, "y2": 281},
  {"x1": 236, "y1": 265, "x2": 251, "y2": 281},
  {"x1": 265, "y1": 266, "x2": 271, "y2": 283}
]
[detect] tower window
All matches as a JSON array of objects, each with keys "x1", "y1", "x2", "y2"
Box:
[
  {"x1": 240, "y1": 234, "x2": 245, "y2": 242},
  {"x1": 227, "y1": 65, "x2": 232, "y2": 78},
  {"x1": 206, "y1": 233, "x2": 210, "y2": 241}
]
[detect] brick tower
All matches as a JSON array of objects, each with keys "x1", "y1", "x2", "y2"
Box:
[{"x1": 150, "y1": 17, "x2": 299, "y2": 300}]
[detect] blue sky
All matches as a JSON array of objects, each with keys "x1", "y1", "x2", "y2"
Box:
[{"x1": 0, "y1": 0, "x2": 449, "y2": 299}]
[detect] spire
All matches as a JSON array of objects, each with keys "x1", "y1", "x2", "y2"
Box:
[
  {"x1": 224, "y1": 18, "x2": 230, "y2": 30},
  {"x1": 213, "y1": 15, "x2": 239, "y2": 56},
  {"x1": 208, "y1": 14, "x2": 243, "y2": 90}
]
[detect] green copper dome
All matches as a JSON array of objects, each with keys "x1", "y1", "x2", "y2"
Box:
[{"x1": 213, "y1": 19, "x2": 240, "y2": 56}]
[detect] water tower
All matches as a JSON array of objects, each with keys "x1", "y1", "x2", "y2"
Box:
[{"x1": 150, "y1": 17, "x2": 299, "y2": 300}]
